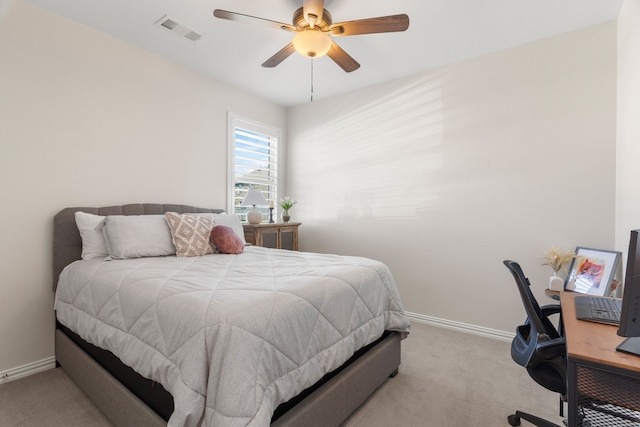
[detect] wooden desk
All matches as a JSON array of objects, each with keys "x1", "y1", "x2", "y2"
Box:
[{"x1": 561, "y1": 291, "x2": 640, "y2": 426}]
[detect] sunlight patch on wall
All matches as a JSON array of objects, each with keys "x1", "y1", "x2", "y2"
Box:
[{"x1": 292, "y1": 74, "x2": 445, "y2": 221}]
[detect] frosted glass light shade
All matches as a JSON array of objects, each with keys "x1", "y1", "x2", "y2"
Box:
[{"x1": 293, "y1": 30, "x2": 331, "y2": 58}]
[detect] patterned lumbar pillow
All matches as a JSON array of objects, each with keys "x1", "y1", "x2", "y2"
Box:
[
  {"x1": 210, "y1": 225, "x2": 244, "y2": 254},
  {"x1": 165, "y1": 212, "x2": 215, "y2": 257}
]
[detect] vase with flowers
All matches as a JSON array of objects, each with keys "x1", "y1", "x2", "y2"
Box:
[
  {"x1": 541, "y1": 246, "x2": 575, "y2": 291},
  {"x1": 279, "y1": 196, "x2": 297, "y2": 223}
]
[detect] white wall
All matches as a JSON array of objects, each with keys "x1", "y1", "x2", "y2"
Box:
[
  {"x1": 616, "y1": 0, "x2": 640, "y2": 257},
  {"x1": 0, "y1": 0, "x2": 625, "y2": 376},
  {"x1": 0, "y1": 0, "x2": 286, "y2": 373},
  {"x1": 287, "y1": 22, "x2": 617, "y2": 334}
]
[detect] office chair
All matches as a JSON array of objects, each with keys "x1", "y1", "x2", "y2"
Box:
[{"x1": 503, "y1": 260, "x2": 566, "y2": 427}]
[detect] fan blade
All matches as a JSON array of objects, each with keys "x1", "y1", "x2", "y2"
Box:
[
  {"x1": 329, "y1": 14, "x2": 409, "y2": 36},
  {"x1": 262, "y1": 43, "x2": 296, "y2": 68},
  {"x1": 326, "y1": 42, "x2": 360, "y2": 73},
  {"x1": 213, "y1": 9, "x2": 296, "y2": 32},
  {"x1": 303, "y1": 0, "x2": 324, "y2": 28}
]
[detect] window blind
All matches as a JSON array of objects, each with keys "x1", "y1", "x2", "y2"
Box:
[{"x1": 229, "y1": 116, "x2": 281, "y2": 218}]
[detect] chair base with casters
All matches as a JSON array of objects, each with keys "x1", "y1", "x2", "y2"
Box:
[
  {"x1": 508, "y1": 392, "x2": 567, "y2": 426},
  {"x1": 507, "y1": 410, "x2": 563, "y2": 427}
]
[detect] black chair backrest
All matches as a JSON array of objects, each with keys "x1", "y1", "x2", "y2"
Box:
[
  {"x1": 504, "y1": 260, "x2": 560, "y2": 341},
  {"x1": 504, "y1": 260, "x2": 566, "y2": 395}
]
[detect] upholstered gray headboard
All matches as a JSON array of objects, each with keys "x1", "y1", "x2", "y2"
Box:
[{"x1": 53, "y1": 203, "x2": 225, "y2": 291}]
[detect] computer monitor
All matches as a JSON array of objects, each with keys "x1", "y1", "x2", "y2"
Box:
[{"x1": 616, "y1": 229, "x2": 640, "y2": 356}]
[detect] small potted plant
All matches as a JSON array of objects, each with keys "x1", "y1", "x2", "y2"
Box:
[{"x1": 279, "y1": 197, "x2": 297, "y2": 223}]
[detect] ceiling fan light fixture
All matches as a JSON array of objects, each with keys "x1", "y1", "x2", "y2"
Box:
[
  {"x1": 214, "y1": 1, "x2": 408, "y2": 72},
  {"x1": 292, "y1": 29, "x2": 331, "y2": 58}
]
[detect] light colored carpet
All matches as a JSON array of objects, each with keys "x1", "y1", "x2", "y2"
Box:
[
  {"x1": 0, "y1": 323, "x2": 565, "y2": 426},
  {"x1": 0, "y1": 366, "x2": 111, "y2": 426},
  {"x1": 343, "y1": 322, "x2": 564, "y2": 426}
]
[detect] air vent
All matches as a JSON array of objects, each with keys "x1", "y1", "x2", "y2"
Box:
[{"x1": 155, "y1": 15, "x2": 201, "y2": 41}]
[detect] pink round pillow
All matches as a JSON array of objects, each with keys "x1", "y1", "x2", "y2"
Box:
[{"x1": 210, "y1": 225, "x2": 244, "y2": 254}]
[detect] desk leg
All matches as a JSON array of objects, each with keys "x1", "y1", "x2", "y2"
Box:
[{"x1": 567, "y1": 360, "x2": 578, "y2": 427}]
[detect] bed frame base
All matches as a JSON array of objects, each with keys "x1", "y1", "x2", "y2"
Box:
[
  {"x1": 56, "y1": 329, "x2": 400, "y2": 427},
  {"x1": 55, "y1": 330, "x2": 166, "y2": 426},
  {"x1": 273, "y1": 331, "x2": 400, "y2": 427}
]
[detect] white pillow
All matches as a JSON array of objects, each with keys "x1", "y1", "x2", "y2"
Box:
[
  {"x1": 75, "y1": 211, "x2": 109, "y2": 260},
  {"x1": 204, "y1": 213, "x2": 246, "y2": 245},
  {"x1": 101, "y1": 215, "x2": 176, "y2": 260}
]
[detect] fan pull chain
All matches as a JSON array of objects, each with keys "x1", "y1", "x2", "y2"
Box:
[{"x1": 310, "y1": 58, "x2": 314, "y2": 102}]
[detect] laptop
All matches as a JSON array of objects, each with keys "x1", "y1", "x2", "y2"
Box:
[{"x1": 574, "y1": 295, "x2": 622, "y2": 325}]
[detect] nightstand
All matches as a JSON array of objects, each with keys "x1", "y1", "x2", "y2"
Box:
[{"x1": 242, "y1": 222, "x2": 301, "y2": 251}]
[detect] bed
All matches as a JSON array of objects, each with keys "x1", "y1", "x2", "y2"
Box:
[{"x1": 53, "y1": 203, "x2": 410, "y2": 427}]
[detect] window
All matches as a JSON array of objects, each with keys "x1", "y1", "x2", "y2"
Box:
[{"x1": 228, "y1": 115, "x2": 282, "y2": 222}]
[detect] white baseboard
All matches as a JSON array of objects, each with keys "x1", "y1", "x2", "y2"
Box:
[
  {"x1": 0, "y1": 356, "x2": 56, "y2": 384},
  {"x1": 406, "y1": 311, "x2": 514, "y2": 342}
]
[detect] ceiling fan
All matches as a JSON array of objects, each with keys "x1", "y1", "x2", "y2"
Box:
[{"x1": 213, "y1": 0, "x2": 409, "y2": 72}]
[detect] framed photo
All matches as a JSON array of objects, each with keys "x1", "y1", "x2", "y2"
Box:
[{"x1": 564, "y1": 247, "x2": 621, "y2": 296}]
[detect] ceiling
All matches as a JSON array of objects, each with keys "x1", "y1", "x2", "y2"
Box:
[{"x1": 24, "y1": 0, "x2": 622, "y2": 107}]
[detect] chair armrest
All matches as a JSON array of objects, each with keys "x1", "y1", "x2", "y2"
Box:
[{"x1": 541, "y1": 304, "x2": 561, "y2": 317}]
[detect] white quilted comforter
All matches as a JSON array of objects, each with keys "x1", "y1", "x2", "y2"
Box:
[{"x1": 55, "y1": 246, "x2": 410, "y2": 427}]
